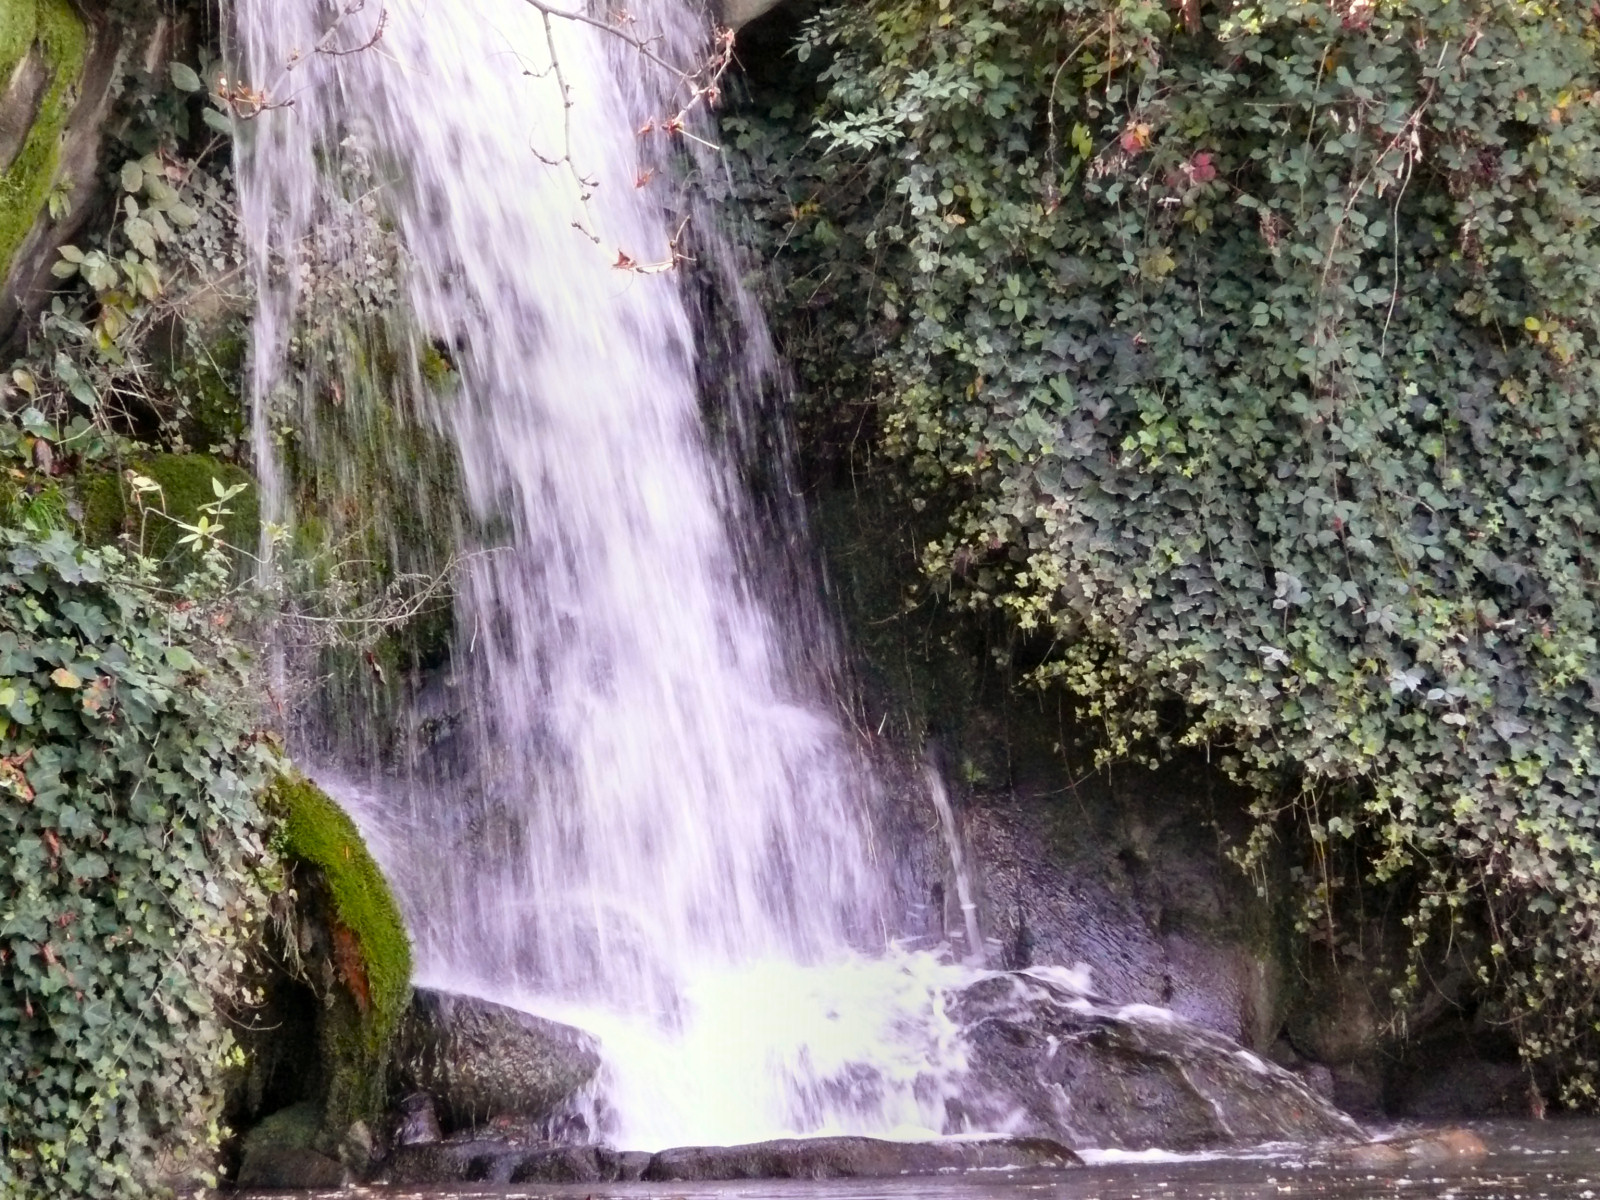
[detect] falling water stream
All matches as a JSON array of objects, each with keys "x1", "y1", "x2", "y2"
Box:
[
  {"x1": 232, "y1": 0, "x2": 1361, "y2": 1161},
  {"x1": 235, "y1": 0, "x2": 977, "y2": 1149}
]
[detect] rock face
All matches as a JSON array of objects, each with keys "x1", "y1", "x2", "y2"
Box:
[
  {"x1": 382, "y1": 1134, "x2": 1078, "y2": 1186},
  {"x1": 948, "y1": 971, "x2": 1364, "y2": 1151},
  {"x1": 815, "y1": 485, "x2": 1292, "y2": 1057},
  {"x1": 718, "y1": 0, "x2": 787, "y2": 28},
  {"x1": 0, "y1": 4, "x2": 183, "y2": 341},
  {"x1": 393, "y1": 990, "x2": 602, "y2": 1132}
]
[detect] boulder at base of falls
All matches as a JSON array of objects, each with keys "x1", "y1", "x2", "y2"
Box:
[
  {"x1": 948, "y1": 971, "x2": 1365, "y2": 1151},
  {"x1": 380, "y1": 1134, "x2": 1078, "y2": 1185},
  {"x1": 234, "y1": 1102, "x2": 352, "y2": 1190},
  {"x1": 391, "y1": 990, "x2": 601, "y2": 1132}
]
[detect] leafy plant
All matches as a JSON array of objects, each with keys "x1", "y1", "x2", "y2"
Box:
[
  {"x1": 732, "y1": 0, "x2": 1600, "y2": 1096},
  {"x1": 0, "y1": 528, "x2": 273, "y2": 1197},
  {"x1": 9, "y1": 47, "x2": 248, "y2": 463}
]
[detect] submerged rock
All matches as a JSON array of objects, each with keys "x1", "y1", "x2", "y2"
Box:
[
  {"x1": 1334, "y1": 1127, "x2": 1489, "y2": 1167},
  {"x1": 381, "y1": 1134, "x2": 1077, "y2": 1185},
  {"x1": 949, "y1": 971, "x2": 1364, "y2": 1151},
  {"x1": 382, "y1": 1137, "x2": 654, "y2": 1185},
  {"x1": 392, "y1": 989, "x2": 601, "y2": 1132},
  {"x1": 643, "y1": 1135, "x2": 1080, "y2": 1181}
]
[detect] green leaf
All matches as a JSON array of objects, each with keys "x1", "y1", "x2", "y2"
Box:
[
  {"x1": 202, "y1": 105, "x2": 233, "y2": 135},
  {"x1": 169, "y1": 61, "x2": 203, "y2": 93}
]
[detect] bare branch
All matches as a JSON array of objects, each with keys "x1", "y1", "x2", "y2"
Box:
[{"x1": 519, "y1": 0, "x2": 689, "y2": 82}]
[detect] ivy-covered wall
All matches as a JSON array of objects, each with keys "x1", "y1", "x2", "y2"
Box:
[
  {"x1": 729, "y1": 0, "x2": 1600, "y2": 1102},
  {"x1": 0, "y1": 529, "x2": 271, "y2": 1198}
]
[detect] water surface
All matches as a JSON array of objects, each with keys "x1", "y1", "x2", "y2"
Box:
[{"x1": 236, "y1": 1119, "x2": 1600, "y2": 1200}]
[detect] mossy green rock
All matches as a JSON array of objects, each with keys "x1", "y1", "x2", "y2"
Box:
[
  {"x1": 236, "y1": 1102, "x2": 349, "y2": 1190},
  {"x1": 0, "y1": 0, "x2": 87, "y2": 280},
  {"x1": 79, "y1": 453, "x2": 258, "y2": 569},
  {"x1": 265, "y1": 773, "x2": 414, "y2": 1144}
]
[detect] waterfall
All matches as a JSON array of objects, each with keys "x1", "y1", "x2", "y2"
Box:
[
  {"x1": 232, "y1": 0, "x2": 968, "y2": 1147},
  {"x1": 927, "y1": 767, "x2": 986, "y2": 968}
]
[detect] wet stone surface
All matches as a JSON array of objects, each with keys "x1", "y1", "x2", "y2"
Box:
[
  {"x1": 377, "y1": 1134, "x2": 1080, "y2": 1186},
  {"x1": 947, "y1": 970, "x2": 1363, "y2": 1151}
]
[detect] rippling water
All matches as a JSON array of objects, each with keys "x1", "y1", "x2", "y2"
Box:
[{"x1": 235, "y1": 1120, "x2": 1600, "y2": 1200}]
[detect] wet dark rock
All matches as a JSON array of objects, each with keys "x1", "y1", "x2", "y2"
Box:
[
  {"x1": 1393, "y1": 1047, "x2": 1529, "y2": 1119},
  {"x1": 383, "y1": 1138, "x2": 648, "y2": 1186},
  {"x1": 949, "y1": 972, "x2": 1364, "y2": 1151},
  {"x1": 235, "y1": 1102, "x2": 351, "y2": 1189},
  {"x1": 338, "y1": 1119, "x2": 376, "y2": 1175},
  {"x1": 382, "y1": 1136, "x2": 525, "y2": 1185},
  {"x1": 510, "y1": 1145, "x2": 653, "y2": 1183},
  {"x1": 234, "y1": 1146, "x2": 349, "y2": 1189},
  {"x1": 718, "y1": 0, "x2": 787, "y2": 27},
  {"x1": 962, "y1": 785, "x2": 1285, "y2": 1051},
  {"x1": 392, "y1": 1091, "x2": 443, "y2": 1146},
  {"x1": 382, "y1": 1134, "x2": 1076, "y2": 1185},
  {"x1": 642, "y1": 1135, "x2": 1080, "y2": 1181},
  {"x1": 392, "y1": 989, "x2": 601, "y2": 1132}
]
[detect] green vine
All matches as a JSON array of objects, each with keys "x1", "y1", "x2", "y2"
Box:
[{"x1": 0, "y1": 528, "x2": 273, "y2": 1198}]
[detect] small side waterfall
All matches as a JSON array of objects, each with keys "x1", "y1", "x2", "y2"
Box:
[
  {"x1": 927, "y1": 766, "x2": 985, "y2": 967},
  {"x1": 233, "y1": 0, "x2": 961, "y2": 1147}
]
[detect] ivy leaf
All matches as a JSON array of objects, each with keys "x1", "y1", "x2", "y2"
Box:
[
  {"x1": 169, "y1": 61, "x2": 203, "y2": 93},
  {"x1": 50, "y1": 668, "x2": 81, "y2": 690}
]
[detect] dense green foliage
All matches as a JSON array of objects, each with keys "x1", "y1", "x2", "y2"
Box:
[
  {"x1": 0, "y1": 529, "x2": 271, "y2": 1198},
  {"x1": 0, "y1": 32, "x2": 290, "y2": 1195},
  {"x1": 731, "y1": 0, "x2": 1600, "y2": 1091}
]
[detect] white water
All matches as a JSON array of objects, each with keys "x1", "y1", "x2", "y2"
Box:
[{"x1": 233, "y1": 0, "x2": 978, "y2": 1148}]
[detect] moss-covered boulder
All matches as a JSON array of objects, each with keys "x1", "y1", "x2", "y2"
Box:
[
  {"x1": 267, "y1": 773, "x2": 414, "y2": 1137},
  {"x1": 247, "y1": 773, "x2": 413, "y2": 1161},
  {"x1": 78, "y1": 452, "x2": 258, "y2": 570},
  {"x1": 234, "y1": 1101, "x2": 349, "y2": 1190},
  {"x1": 0, "y1": 0, "x2": 87, "y2": 283}
]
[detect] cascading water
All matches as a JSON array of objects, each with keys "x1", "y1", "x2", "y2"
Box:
[
  {"x1": 233, "y1": 0, "x2": 969, "y2": 1148},
  {"x1": 230, "y1": 0, "x2": 1363, "y2": 1159}
]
